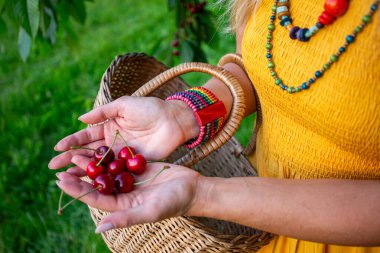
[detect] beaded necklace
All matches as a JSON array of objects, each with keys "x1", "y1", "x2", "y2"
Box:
[
  {"x1": 277, "y1": 0, "x2": 350, "y2": 42},
  {"x1": 266, "y1": 0, "x2": 379, "y2": 94}
]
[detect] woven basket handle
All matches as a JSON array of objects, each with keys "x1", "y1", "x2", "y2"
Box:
[
  {"x1": 131, "y1": 61, "x2": 247, "y2": 167},
  {"x1": 218, "y1": 53, "x2": 262, "y2": 156}
]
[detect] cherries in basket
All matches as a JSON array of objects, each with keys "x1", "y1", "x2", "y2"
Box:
[{"x1": 57, "y1": 130, "x2": 169, "y2": 215}]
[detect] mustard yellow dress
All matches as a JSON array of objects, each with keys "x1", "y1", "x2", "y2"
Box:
[{"x1": 241, "y1": 0, "x2": 380, "y2": 252}]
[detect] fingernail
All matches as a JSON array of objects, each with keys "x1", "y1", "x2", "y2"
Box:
[
  {"x1": 95, "y1": 223, "x2": 115, "y2": 234},
  {"x1": 56, "y1": 172, "x2": 62, "y2": 179},
  {"x1": 54, "y1": 142, "x2": 62, "y2": 151},
  {"x1": 78, "y1": 113, "x2": 87, "y2": 120},
  {"x1": 55, "y1": 180, "x2": 61, "y2": 186},
  {"x1": 48, "y1": 162, "x2": 53, "y2": 169}
]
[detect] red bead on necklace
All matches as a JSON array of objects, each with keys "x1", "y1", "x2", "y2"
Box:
[{"x1": 276, "y1": 0, "x2": 350, "y2": 42}]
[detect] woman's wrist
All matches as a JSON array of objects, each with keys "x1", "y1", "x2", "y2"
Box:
[
  {"x1": 185, "y1": 175, "x2": 217, "y2": 217},
  {"x1": 165, "y1": 99, "x2": 199, "y2": 143}
]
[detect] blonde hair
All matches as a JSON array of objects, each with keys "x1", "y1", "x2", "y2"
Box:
[{"x1": 226, "y1": 0, "x2": 260, "y2": 32}]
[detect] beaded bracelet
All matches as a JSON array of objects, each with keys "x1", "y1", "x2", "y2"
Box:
[{"x1": 165, "y1": 87, "x2": 227, "y2": 148}]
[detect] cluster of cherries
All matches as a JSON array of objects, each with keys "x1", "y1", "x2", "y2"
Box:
[
  {"x1": 86, "y1": 143, "x2": 144, "y2": 195},
  {"x1": 57, "y1": 130, "x2": 168, "y2": 215},
  {"x1": 187, "y1": 1, "x2": 206, "y2": 14},
  {"x1": 171, "y1": 1, "x2": 206, "y2": 57}
]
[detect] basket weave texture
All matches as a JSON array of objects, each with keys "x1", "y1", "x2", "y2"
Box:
[{"x1": 90, "y1": 53, "x2": 272, "y2": 253}]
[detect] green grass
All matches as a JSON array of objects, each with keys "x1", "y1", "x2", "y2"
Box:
[{"x1": 0, "y1": 1, "x2": 252, "y2": 252}]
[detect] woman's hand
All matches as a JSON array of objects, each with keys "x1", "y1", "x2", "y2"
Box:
[
  {"x1": 56, "y1": 159, "x2": 204, "y2": 233},
  {"x1": 49, "y1": 96, "x2": 198, "y2": 170}
]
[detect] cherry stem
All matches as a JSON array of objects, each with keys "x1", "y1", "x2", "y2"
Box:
[
  {"x1": 96, "y1": 130, "x2": 118, "y2": 167},
  {"x1": 57, "y1": 185, "x2": 102, "y2": 215},
  {"x1": 70, "y1": 146, "x2": 96, "y2": 151},
  {"x1": 116, "y1": 131, "x2": 135, "y2": 158},
  {"x1": 134, "y1": 166, "x2": 170, "y2": 186}
]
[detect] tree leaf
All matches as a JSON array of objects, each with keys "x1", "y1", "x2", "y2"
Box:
[
  {"x1": 192, "y1": 43, "x2": 208, "y2": 63},
  {"x1": 27, "y1": 0, "x2": 40, "y2": 38},
  {"x1": 179, "y1": 40, "x2": 194, "y2": 62},
  {"x1": 12, "y1": 0, "x2": 32, "y2": 36},
  {"x1": 167, "y1": 0, "x2": 177, "y2": 10},
  {"x1": 40, "y1": 6, "x2": 56, "y2": 44},
  {"x1": 0, "y1": 0, "x2": 5, "y2": 11},
  {"x1": 18, "y1": 26, "x2": 32, "y2": 61},
  {"x1": 0, "y1": 17, "x2": 6, "y2": 35},
  {"x1": 198, "y1": 10, "x2": 219, "y2": 47},
  {"x1": 45, "y1": 7, "x2": 57, "y2": 44},
  {"x1": 69, "y1": 0, "x2": 86, "y2": 24}
]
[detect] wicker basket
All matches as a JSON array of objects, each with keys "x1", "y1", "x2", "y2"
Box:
[{"x1": 89, "y1": 53, "x2": 272, "y2": 253}]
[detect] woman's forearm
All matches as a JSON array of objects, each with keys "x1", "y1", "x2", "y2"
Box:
[
  {"x1": 190, "y1": 176, "x2": 380, "y2": 246},
  {"x1": 203, "y1": 62, "x2": 256, "y2": 117}
]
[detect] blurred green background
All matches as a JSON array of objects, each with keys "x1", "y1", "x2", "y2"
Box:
[{"x1": 0, "y1": 1, "x2": 254, "y2": 252}]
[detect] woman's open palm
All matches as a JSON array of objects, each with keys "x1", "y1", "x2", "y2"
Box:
[{"x1": 56, "y1": 160, "x2": 201, "y2": 231}]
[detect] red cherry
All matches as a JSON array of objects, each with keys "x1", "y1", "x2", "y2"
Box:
[
  {"x1": 171, "y1": 39, "x2": 179, "y2": 47},
  {"x1": 126, "y1": 154, "x2": 146, "y2": 175},
  {"x1": 114, "y1": 172, "x2": 135, "y2": 193},
  {"x1": 196, "y1": 2, "x2": 205, "y2": 12},
  {"x1": 190, "y1": 7, "x2": 197, "y2": 14},
  {"x1": 118, "y1": 146, "x2": 136, "y2": 160},
  {"x1": 94, "y1": 146, "x2": 115, "y2": 164},
  {"x1": 107, "y1": 159, "x2": 126, "y2": 177},
  {"x1": 93, "y1": 174, "x2": 114, "y2": 195},
  {"x1": 86, "y1": 161, "x2": 105, "y2": 180}
]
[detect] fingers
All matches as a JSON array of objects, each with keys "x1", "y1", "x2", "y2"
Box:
[
  {"x1": 54, "y1": 124, "x2": 105, "y2": 152},
  {"x1": 71, "y1": 155, "x2": 92, "y2": 170},
  {"x1": 78, "y1": 98, "x2": 124, "y2": 124},
  {"x1": 66, "y1": 166, "x2": 87, "y2": 177},
  {"x1": 95, "y1": 204, "x2": 162, "y2": 234},
  {"x1": 56, "y1": 172, "x2": 118, "y2": 211},
  {"x1": 49, "y1": 140, "x2": 105, "y2": 170}
]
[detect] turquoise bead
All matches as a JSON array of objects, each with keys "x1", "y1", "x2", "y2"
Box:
[
  {"x1": 275, "y1": 79, "x2": 282, "y2": 85},
  {"x1": 287, "y1": 87, "x2": 294, "y2": 93},
  {"x1": 268, "y1": 24, "x2": 275, "y2": 31},
  {"x1": 266, "y1": 43, "x2": 273, "y2": 50},
  {"x1": 346, "y1": 35, "x2": 355, "y2": 43},
  {"x1": 268, "y1": 62, "x2": 275, "y2": 68},
  {"x1": 305, "y1": 30, "x2": 312, "y2": 38},
  {"x1": 272, "y1": 5, "x2": 277, "y2": 11}
]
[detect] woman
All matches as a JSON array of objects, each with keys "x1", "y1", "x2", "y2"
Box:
[{"x1": 49, "y1": 0, "x2": 380, "y2": 252}]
